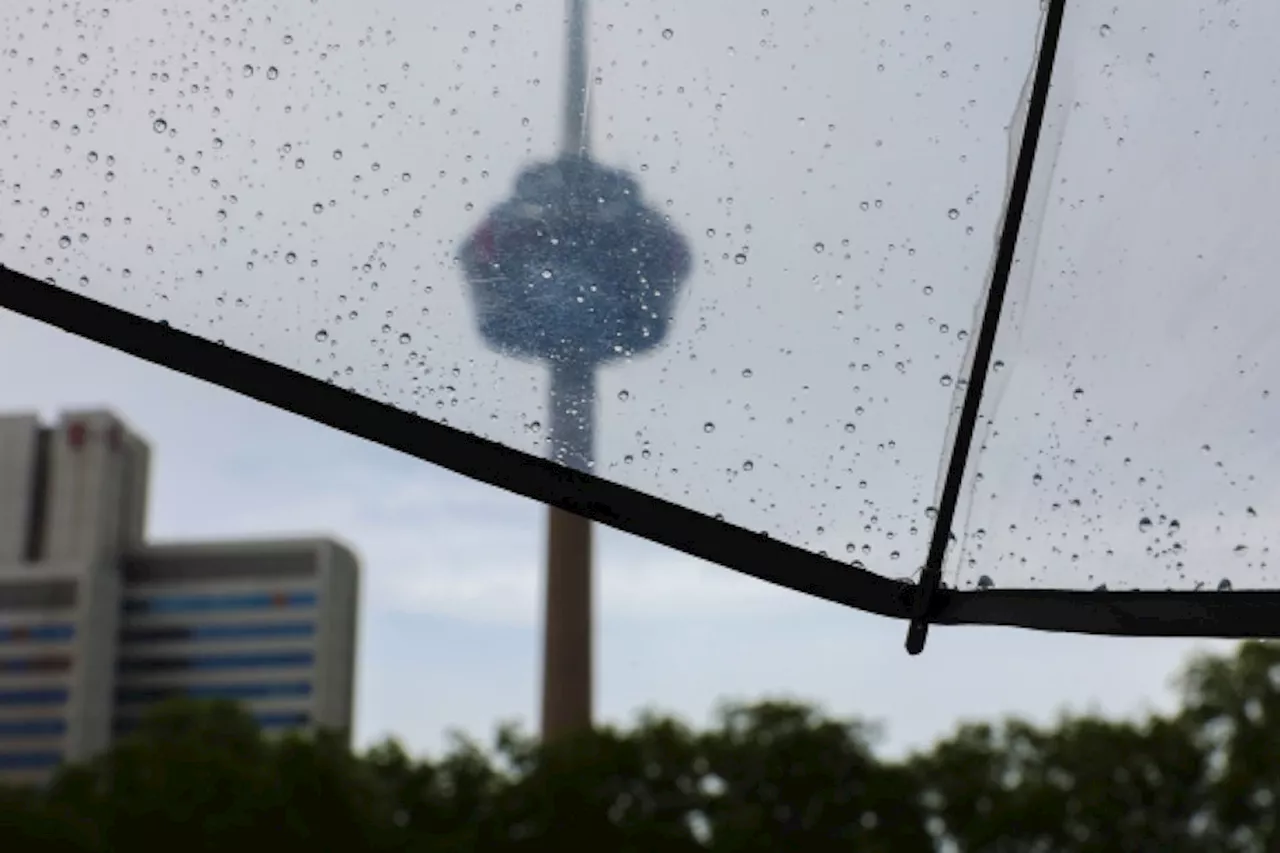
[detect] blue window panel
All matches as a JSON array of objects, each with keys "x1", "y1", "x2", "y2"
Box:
[
  {"x1": 0, "y1": 656, "x2": 72, "y2": 674},
  {"x1": 188, "y1": 652, "x2": 313, "y2": 670},
  {"x1": 0, "y1": 719, "x2": 66, "y2": 737},
  {"x1": 0, "y1": 688, "x2": 68, "y2": 707},
  {"x1": 121, "y1": 623, "x2": 315, "y2": 643},
  {"x1": 0, "y1": 624, "x2": 75, "y2": 643},
  {"x1": 116, "y1": 682, "x2": 311, "y2": 703},
  {"x1": 254, "y1": 711, "x2": 310, "y2": 728},
  {"x1": 123, "y1": 591, "x2": 318, "y2": 615},
  {"x1": 0, "y1": 751, "x2": 61, "y2": 770},
  {"x1": 118, "y1": 652, "x2": 315, "y2": 673},
  {"x1": 193, "y1": 623, "x2": 316, "y2": 641}
]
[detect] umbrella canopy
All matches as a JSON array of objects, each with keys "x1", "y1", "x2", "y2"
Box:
[{"x1": 2, "y1": 0, "x2": 1276, "y2": 652}]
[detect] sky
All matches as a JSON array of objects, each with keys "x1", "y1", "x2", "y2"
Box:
[{"x1": 0, "y1": 0, "x2": 1271, "y2": 760}]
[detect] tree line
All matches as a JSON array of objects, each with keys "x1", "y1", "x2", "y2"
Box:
[{"x1": 5, "y1": 641, "x2": 1280, "y2": 852}]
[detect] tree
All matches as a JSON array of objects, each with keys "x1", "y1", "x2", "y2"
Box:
[
  {"x1": 1177, "y1": 640, "x2": 1280, "y2": 853},
  {"x1": 364, "y1": 732, "x2": 506, "y2": 852},
  {"x1": 12, "y1": 642, "x2": 1280, "y2": 851},
  {"x1": 699, "y1": 699, "x2": 932, "y2": 852},
  {"x1": 484, "y1": 714, "x2": 706, "y2": 852},
  {"x1": 915, "y1": 712, "x2": 1214, "y2": 853},
  {"x1": 265, "y1": 727, "x2": 394, "y2": 853},
  {"x1": 35, "y1": 698, "x2": 391, "y2": 853},
  {"x1": 0, "y1": 780, "x2": 100, "y2": 853},
  {"x1": 81, "y1": 698, "x2": 278, "y2": 853}
]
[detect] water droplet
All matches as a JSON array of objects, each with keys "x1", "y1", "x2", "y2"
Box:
[
  {"x1": 243, "y1": 64, "x2": 255, "y2": 78},
  {"x1": 1247, "y1": 506, "x2": 1258, "y2": 518},
  {"x1": 617, "y1": 390, "x2": 630, "y2": 402},
  {"x1": 152, "y1": 118, "x2": 167, "y2": 133},
  {"x1": 58, "y1": 235, "x2": 71, "y2": 249},
  {"x1": 813, "y1": 241, "x2": 825, "y2": 253},
  {"x1": 844, "y1": 423, "x2": 856, "y2": 434},
  {"x1": 529, "y1": 421, "x2": 542, "y2": 433},
  {"x1": 1138, "y1": 517, "x2": 1153, "y2": 533},
  {"x1": 313, "y1": 203, "x2": 324, "y2": 214},
  {"x1": 661, "y1": 28, "x2": 674, "y2": 39},
  {"x1": 742, "y1": 459, "x2": 753, "y2": 471},
  {"x1": 216, "y1": 209, "x2": 227, "y2": 222},
  {"x1": 1168, "y1": 519, "x2": 1181, "y2": 534},
  {"x1": 1234, "y1": 544, "x2": 1248, "y2": 554},
  {"x1": 1073, "y1": 387, "x2": 1084, "y2": 400},
  {"x1": 540, "y1": 269, "x2": 553, "y2": 279},
  {"x1": 266, "y1": 66, "x2": 279, "y2": 80},
  {"x1": 1099, "y1": 23, "x2": 1111, "y2": 37},
  {"x1": 704, "y1": 422, "x2": 715, "y2": 433},
  {"x1": 78, "y1": 276, "x2": 89, "y2": 287},
  {"x1": 295, "y1": 158, "x2": 306, "y2": 169},
  {"x1": 398, "y1": 333, "x2": 411, "y2": 344},
  {"x1": 741, "y1": 368, "x2": 753, "y2": 378},
  {"x1": 977, "y1": 575, "x2": 994, "y2": 590},
  {"x1": 285, "y1": 252, "x2": 298, "y2": 264},
  {"x1": 1218, "y1": 578, "x2": 1233, "y2": 591},
  {"x1": 333, "y1": 149, "x2": 343, "y2": 160},
  {"x1": 1032, "y1": 473, "x2": 1043, "y2": 485},
  {"x1": 733, "y1": 253, "x2": 747, "y2": 265},
  {"x1": 947, "y1": 208, "x2": 960, "y2": 220},
  {"x1": 213, "y1": 137, "x2": 224, "y2": 149},
  {"x1": 939, "y1": 374, "x2": 953, "y2": 387},
  {"x1": 314, "y1": 329, "x2": 329, "y2": 342}
]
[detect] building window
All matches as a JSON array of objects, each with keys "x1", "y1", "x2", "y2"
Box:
[
  {"x1": 115, "y1": 711, "x2": 308, "y2": 735},
  {"x1": 66, "y1": 421, "x2": 86, "y2": 449},
  {"x1": 118, "y1": 651, "x2": 315, "y2": 673},
  {"x1": 122, "y1": 590, "x2": 318, "y2": 615},
  {"x1": 0, "y1": 688, "x2": 69, "y2": 707},
  {"x1": 0, "y1": 624, "x2": 75, "y2": 643},
  {"x1": 0, "y1": 719, "x2": 67, "y2": 738},
  {"x1": 120, "y1": 622, "x2": 315, "y2": 643},
  {"x1": 116, "y1": 682, "x2": 311, "y2": 703},
  {"x1": 0, "y1": 751, "x2": 62, "y2": 770},
  {"x1": 0, "y1": 655, "x2": 72, "y2": 674}
]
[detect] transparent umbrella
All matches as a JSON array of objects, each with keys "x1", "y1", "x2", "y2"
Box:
[{"x1": 2, "y1": 0, "x2": 1279, "y2": 691}]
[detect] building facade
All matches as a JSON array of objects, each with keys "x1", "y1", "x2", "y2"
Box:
[{"x1": 0, "y1": 410, "x2": 359, "y2": 787}]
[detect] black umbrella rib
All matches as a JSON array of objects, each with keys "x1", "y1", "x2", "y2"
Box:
[{"x1": 908, "y1": 0, "x2": 1069, "y2": 655}]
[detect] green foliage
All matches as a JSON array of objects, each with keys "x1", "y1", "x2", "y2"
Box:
[{"x1": 5, "y1": 642, "x2": 1280, "y2": 851}]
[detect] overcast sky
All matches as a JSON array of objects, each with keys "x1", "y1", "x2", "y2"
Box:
[{"x1": 0, "y1": 0, "x2": 1271, "y2": 758}]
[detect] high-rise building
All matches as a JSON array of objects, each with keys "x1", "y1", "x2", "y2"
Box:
[{"x1": 0, "y1": 410, "x2": 360, "y2": 787}]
